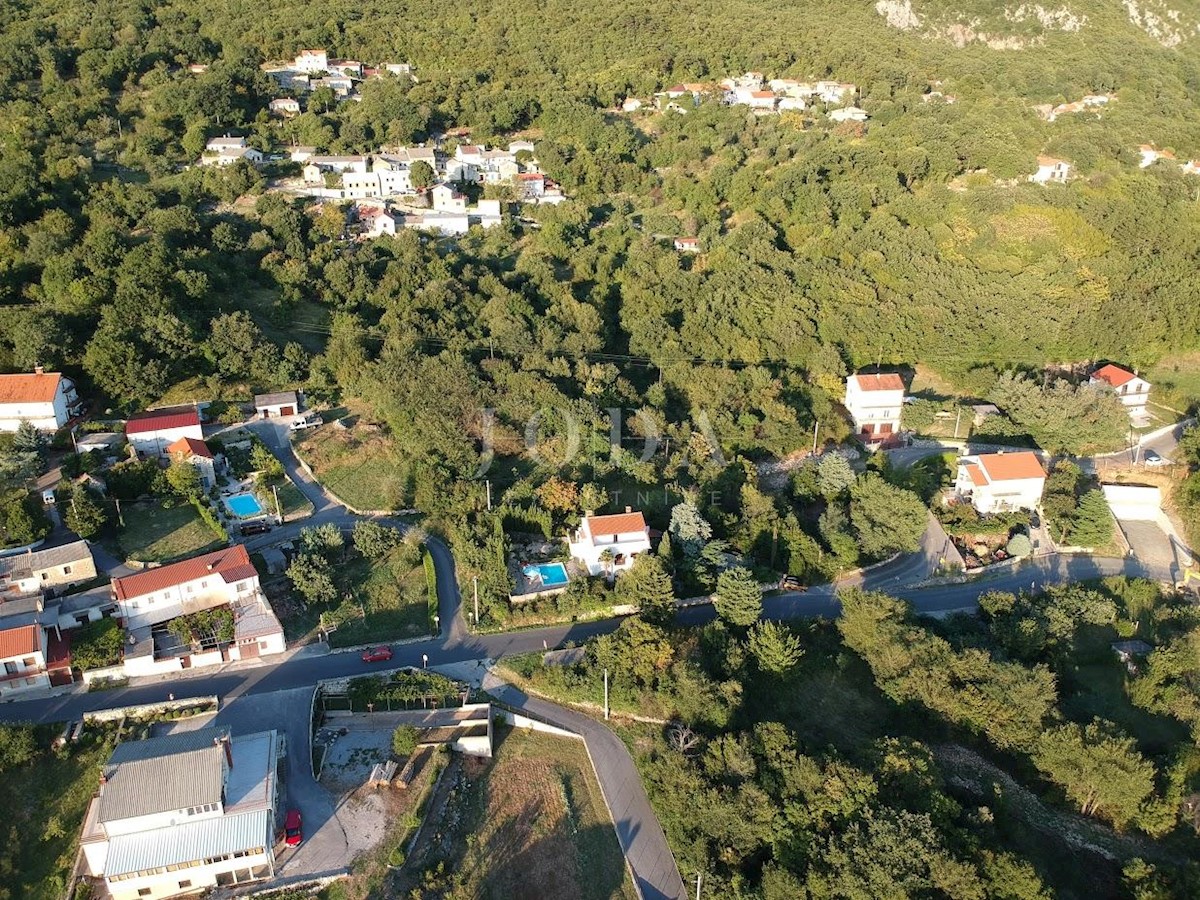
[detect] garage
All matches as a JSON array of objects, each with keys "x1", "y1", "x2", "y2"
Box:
[{"x1": 254, "y1": 391, "x2": 301, "y2": 419}]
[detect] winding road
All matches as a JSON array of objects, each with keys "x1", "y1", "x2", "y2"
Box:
[{"x1": 7, "y1": 419, "x2": 1184, "y2": 900}]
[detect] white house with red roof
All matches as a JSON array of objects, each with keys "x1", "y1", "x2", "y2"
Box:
[
  {"x1": 167, "y1": 437, "x2": 217, "y2": 490},
  {"x1": 568, "y1": 509, "x2": 653, "y2": 576},
  {"x1": 1090, "y1": 364, "x2": 1151, "y2": 420},
  {"x1": 111, "y1": 545, "x2": 284, "y2": 671},
  {"x1": 293, "y1": 48, "x2": 328, "y2": 73},
  {"x1": 0, "y1": 368, "x2": 82, "y2": 431},
  {"x1": 955, "y1": 451, "x2": 1046, "y2": 514},
  {"x1": 844, "y1": 373, "x2": 905, "y2": 442},
  {"x1": 125, "y1": 407, "x2": 204, "y2": 457},
  {"x1": 0, "y1": 623, "x2": 49, "y2": 695},
  {"x1": 1030, "y1": 155, "x2": 1072, "y2": 184}
]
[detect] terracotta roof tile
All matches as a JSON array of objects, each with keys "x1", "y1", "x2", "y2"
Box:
[
  {"x1": 0, "y1": 373, "x2": 64, "y2": 405},
  {"x1": 167, "y1": 437, "x2": 213, "y2": 459},
  {"x1": 112, "y1": 545, "x2": 252, "y2": 602},
  {"x1": 851, "y1": 373, "x2": 905, "y2": 392},
  {"x1": 586, "y1": 511, "x2": 647, "y2": 537},
  {"x1": 975, "y1": 452, "x2": 1045, "y2": 482},
  {"x1": 1091, "y1": 363, "x2": 1137, "y2": 389},
  {"x1": 0, "y1": 623, "x2": 41, "y2": 659}
]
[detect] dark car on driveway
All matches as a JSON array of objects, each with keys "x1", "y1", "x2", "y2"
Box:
[
  {"x1": 239, "y1": 522, "x2": 272, "y2": 536},
  {"x1": 284, "y1": 809, "x2": 302, "y2": 846},
  {"x1": 361, "y1": 646, "x2": 393, "y2": 663}
]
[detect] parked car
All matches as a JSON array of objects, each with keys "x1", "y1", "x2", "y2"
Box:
[
  {"x1": 1143, "y1": 449, "x2": 1169, "y2": 467},
  {"x1": 779, "y1": 575, "x2": 808, "y2": 592},
  {"x1": 239, "y1": 522, "x2": 272, "y2": 536},
  {"x1": 284, "y1": 809, "x2": 303, "y2": 846},
  {"x1": 361, "y1": 646, "x2": 393, "y2": 663}
]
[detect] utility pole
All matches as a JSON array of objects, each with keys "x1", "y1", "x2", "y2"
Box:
[
  {"x1": 603, "y1": 668, "x2": 609, "y2": 721},
  {"x1": 953, "y1": 407, "x2": 962, "y2": 439},
  {"x1": 811, "y1": 419, "x2": 820, "y2": 455},
  {"x1": 486, "y1": 479, "x2": 492, "y2": 511},
  {"x1": 115, "y1": 497, "x2": 125, "y2": 527},
  {"x1": 272, "y1": 485, "x2": 283, "y2": 524},
  {"x1": 473, "y1": 576, "x2": 479, "y2": 625},
  {"x1": 696, "y1": 872, "x2": 702, "y2": 900}
]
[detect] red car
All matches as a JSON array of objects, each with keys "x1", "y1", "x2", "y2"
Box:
[
  {"x1": 361, "y1": 646, "x2": 393, "y2": 663},
  {"x1": 284, "y1": 809, "x2": 302, "y2": 846}
]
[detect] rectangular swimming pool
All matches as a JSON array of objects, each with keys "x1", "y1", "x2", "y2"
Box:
[
  {"x1": 225, "y1": 493, "x2": 265, "y2": 518},
  {"x1": 522, "y1": 562, "x2": 569, "y2": 588}
]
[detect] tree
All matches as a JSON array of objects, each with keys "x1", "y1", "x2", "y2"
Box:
[
  {"x1": 0, "y1": 724, "x2": 36, "y2": 774},
  {"x1": 165, "y1": 461, "x2": 202, "y2": 499},
  {"x1": 299, "y1": 522, "x2": 345, "y2": 558},
  {"x1": 11, "y1": 421, "x2": 47, "y2": 465},
  {"x1": 287, "y1": 552, "x2": 337, "y2": 605},
  {"x1": 535, "y1": 476, "x2": 579, "y2": 513},
  {"x1": 64, "y1": 487, "x2": 109, "y2": 539},
  {"x1": 818, "y1": 453, "x2": 855, "y2": 499},
  {"x1": 589, "y1": 617, "x2": 674, "y2": 689},
  {"x1": 1005, "y1": 532, "x2": 1033, "y2": 558},
  {"x1": 70, "y1": 618, "x2": 123, "y2": 671},
  {"x1": 353, "y1": 521, "x2": 401, "y2": 558},
  {"x1": 1033, "y1": 720, "x2": 1156, "y2": 829},
  {"x1": 392, "y1": 724, "x2": 419, "y2": 757},
  {"x1": 579, "y1": 482, "x2": 609, "y2": 513},
  {"x1": 669, "y1": 501, "x2": 712, "y2": 557},
  {"x1": 1068, "y1": 490, "x2": 1113, "y2": 548},
  {"x1": 748, "y1": 621, "x2": 804, "y2": 675},
  {"x1": 410, "y1": 159, "x2": 436, "y2": 190},
  {"x1": 0, "y1": 452, "x2": 41, "y2": 493},
  {"x1": 849, "y1": 473, "x2": 928, "y2": 558},
  {"x1": 250, "y1": 443, "x2": 284, "y2": 480},
  {"x1": 617, "y1": 554, "x2": 676, "y2": 626},
  {"x1": 714, "y1": 566, "x2": 762, "y2": 628}
]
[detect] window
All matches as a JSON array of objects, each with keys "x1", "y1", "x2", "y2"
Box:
[
  {"x1": 178, "y1": 880, "x2": 192, "y2": 889},
  {"x1": 63, "y1": 565, "x2": 72, "y2": 575},
  {"x1": 40, "y1": 572, "x2": 48, "y2": 581},
  {"x1": 22, "y1": 657, "x2": 34, "y2": 667},
  {"x1": 138, "y1": 890, "x2": 152, "y2": 897},
  {"x1": 4, "y1": 662, "x2": 15, "y2": 675}
]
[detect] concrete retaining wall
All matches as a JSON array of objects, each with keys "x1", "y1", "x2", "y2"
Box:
[{"x1": 84, "y1": 694, "x2": 219, "y2": 723}]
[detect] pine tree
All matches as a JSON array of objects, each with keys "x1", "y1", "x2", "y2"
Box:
[
  {"x1": 1069, "y1": 490, "x2": 1114, "y2": 548},
  {"x1": 617, "y1": 555, "x2": 677, "y2": 626},
  {"x1": 748, "y1": 621, "x2": 804, "y2": 675},
  {"x1": 714, "y1": 566, "x2": 763, "y2": 628}
]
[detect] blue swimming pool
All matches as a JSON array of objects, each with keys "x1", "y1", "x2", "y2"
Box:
[
  {"x1": 523, "y1": 562, "x2": 569, "y2": 587},
  {"x1": 225, "y1": 493, "x2": 265, "y2": 518}
]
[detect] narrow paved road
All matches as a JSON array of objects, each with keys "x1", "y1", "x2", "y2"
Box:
[{"x1": 485, "y1": 677, "x2": 687, "y2": 900}]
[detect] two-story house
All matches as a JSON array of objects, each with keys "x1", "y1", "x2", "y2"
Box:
[
  {"x1": 955, "y1": 451, "x2": 1046, "y2": 514},
  {"x1": 126, "y1": 407, "x2": 204, "y2": 457},
  {"x1": 1090, "y1": 364, "x2": 1151, "y2": 421},
  {"x1": 844, "y1": 373, "x2": 905, "y2": 442},
  {"x1": 0, "y1": 368, "x2": 82, "y2": 431},
  {"x1": 0, "y1": 623, "x2": 49, "y2": 695},
  {"x1": 1030, "y1": 155, "x2": 1072, "y2": 184},
  {"x1": 167, "y1": 437, "x2": 217, "y2": 491},
  {"x1": 80, "y1": 727, "x2": 281, "y2": 900},
  {"x1": 0, "y1": 540, "x2": 97, "y2": 600},
  {"x1": 568, "y1": 509, "x2": 653, "y2": 576}
]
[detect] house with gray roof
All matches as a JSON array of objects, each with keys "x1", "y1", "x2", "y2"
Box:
[
  {"x1": 0, "y1": 539, "x2": 96, "y2": 600},
  {"x1": 80, "y1": 727, "x2": 281, "y2": 899}
]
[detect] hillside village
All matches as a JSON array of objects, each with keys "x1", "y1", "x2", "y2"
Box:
[{"x1": 7, "y1": 2, "x2": 1200, "y2": 898}]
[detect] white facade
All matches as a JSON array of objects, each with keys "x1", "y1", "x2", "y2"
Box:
[
  {"x1": 126, "y1": 411, "x2": 204, "y2": 457},
  {"x1": 829, "y1": 106, "x2": 868, "y2": 123},
  {"x1": 0, "y1": 624, "x2": 48, "y2": 696},
  {"x1": 1030, "y1": 156, "x2": 1071, "y2": 184},
  {"x1": 1090, "y1": 365, "x2": 1151, "y2": 420},
  {"x1": 112, "y1": 546, "x2": 259, "y2": 631},
  {"x1": 268, "y1": 98, "x2": 300, "y2": 117},
  {"x1": 568, "y1": 510, "x2": 653, "y2": 576},
  {"x1": 293, "y1": 49, "x2": 328, "y2": 73},
  {"x1": 0, "y1": 371, "x2": 79, "y2": 431},
  {"x1": 955, "y1": 452, "x2": 1046, "y2": 514},
  {"x1": 432, "y1": 184, "x2": 467, "y2": 213},
  {"x1": 844, "y1": 373, "x2": 904, "y2": 440}
]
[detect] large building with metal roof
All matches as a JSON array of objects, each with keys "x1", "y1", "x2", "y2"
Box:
[{"x1": 80, "y1": 727, "x2": 281, "y2": 900}]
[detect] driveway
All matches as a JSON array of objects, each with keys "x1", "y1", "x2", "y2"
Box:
[
  {"x1": 208, "y1": 687, "x2": 351, "y2": 881},
  {"x1": 1118, "y1": 520, "x2": 1179, "y2": 575}
]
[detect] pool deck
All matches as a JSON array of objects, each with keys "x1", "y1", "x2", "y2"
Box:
[{"x1": 509, "y1": 560, "x2": 579, "y2": 604}]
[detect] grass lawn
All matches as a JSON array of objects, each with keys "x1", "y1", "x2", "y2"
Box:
[
  {"x1": 118, "y1": 499, "x2": 225, "y2": 563},
  {"x1": 396, "y1": 727, "x2": 635, "y2": 900},
  {"x1": 1145, "y1": 352, "x2": 1200, "y2": 414},
  {"x1": 238, "y1": 287, "x2": 331, "y2": 355},
  {"x1": 269, "y1": 480, "x2": 314, "y2": 520},
  {"x1": 293, "y1": 411, "x2": 412, "y2": 512},
  {"x1": 326, "y1": 544, "x2": 432, "y2": 647},
  {"x1": 0, "y1": 727, "x2": 114, "y2": 900}
]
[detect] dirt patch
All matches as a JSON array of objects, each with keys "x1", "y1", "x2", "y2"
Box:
[{"x1": 392, "y1": 727, "x2": 635, "y2": 900}]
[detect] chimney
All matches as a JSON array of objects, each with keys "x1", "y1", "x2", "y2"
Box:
[
  {"x1": 584, "y1": 509, "x2": 594, "y2": 518},
  {"x1": 33, "y1": 365, "x2": 43, "y2": 376},
  {"x1": 625, "y1": 506, "x2": 632, "y2": 513},
  {"x1": 216, "y1": 734, "x2": 233, "y2": 770},
  {"x1": 99, "y1": 772, "x2": 107, "y2": 786},
  {"x1": 207, "y1": 563, "x2": 215, "y2": 571}
]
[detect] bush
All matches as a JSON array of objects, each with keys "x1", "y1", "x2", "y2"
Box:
[
  {"x1": 71, "y1": 618, "x2": 123, "y2": 670},
  {"x1": 392, "y1": 724, "x2": 419, "y2": 757}
]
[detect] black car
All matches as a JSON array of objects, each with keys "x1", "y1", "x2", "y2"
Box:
[{"x1": 239, "y1": 522, "x2": 272, "y2": 536}]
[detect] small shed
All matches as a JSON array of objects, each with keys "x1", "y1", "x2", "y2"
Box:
[{"x1": 254, "y1": 391, "x2": 300, "y2": 418}]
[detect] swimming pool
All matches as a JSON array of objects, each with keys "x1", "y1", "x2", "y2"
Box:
[
  {"x1": 225, "y1": 493, "x2": 266, "y2": 518},
  {"x1": 522, "y1": 562, "x2": 569, "y2": 588}
]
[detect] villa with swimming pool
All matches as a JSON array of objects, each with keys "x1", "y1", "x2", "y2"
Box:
[{"x1": 568, "y1": 509, "x2": 653, "y2": 576}]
